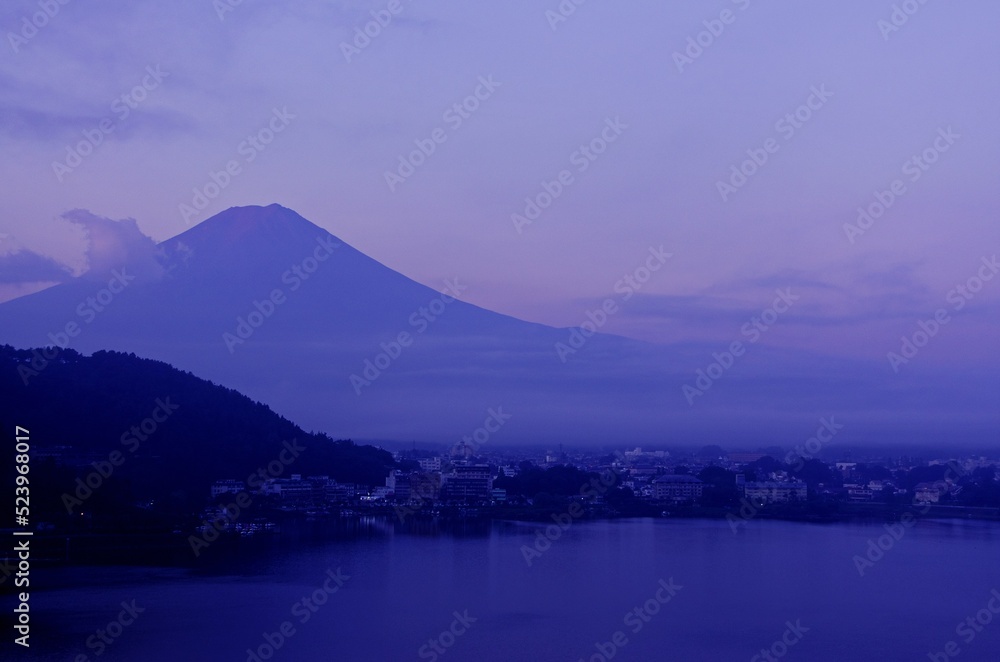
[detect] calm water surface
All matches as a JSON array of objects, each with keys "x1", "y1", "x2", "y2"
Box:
[{"x1": 26, "y1": 518, "x2": 1000, "y2": 661}]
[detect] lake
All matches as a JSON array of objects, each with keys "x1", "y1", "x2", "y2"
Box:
[{"x1": 24, "y1": 517, "x2": 1000, "y2": 661}]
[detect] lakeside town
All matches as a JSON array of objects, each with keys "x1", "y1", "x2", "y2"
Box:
[{"x1": 193, "y1": 441, "x2": 1000, "y2": 540}]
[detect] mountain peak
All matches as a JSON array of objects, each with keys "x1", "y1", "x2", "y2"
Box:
[{"x1": 176, "y1": 204, "x2": 339, "y2": 248}]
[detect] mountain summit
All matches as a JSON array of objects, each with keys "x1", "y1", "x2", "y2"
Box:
[{"x1": 178, "y1": 204, "x2": 333, "y2": 245}]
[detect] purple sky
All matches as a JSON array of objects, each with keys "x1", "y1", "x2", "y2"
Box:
[{"x1": 1, "y1": 0, "x2": 998, "y2": 371}]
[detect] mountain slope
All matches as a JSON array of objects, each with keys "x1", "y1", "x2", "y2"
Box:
[{"x1": 0, "y1": 344, "x2": 395, "y2": 517}]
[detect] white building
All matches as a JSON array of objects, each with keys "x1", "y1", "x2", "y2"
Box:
[
  {"x1": 914, "y1": 482, "x2": 942, "y2": 503},
  {"x1": 418, "y1": 457, "x2": 442, "y2": 472},
  {"x1": 653, "y1": 475, "x2": 703, "y2": 502},
  {"x1": 744, "y1": 481, "x2": 807, "y2": 503},
  {"x1": 211, "y1": 480, "x2": 245, "y2": 498}
]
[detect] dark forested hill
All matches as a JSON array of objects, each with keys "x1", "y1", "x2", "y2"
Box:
[{"x1": 0, "y1": 344, "x2": 395, "y2": 520}]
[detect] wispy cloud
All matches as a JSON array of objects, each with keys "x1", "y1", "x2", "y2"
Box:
[
  {"x1": 61, "y1": 209, "x2": 166, "y2": 282},
  {"x1": 0, "y1": 248, "x2": 72, "y2": 283}
]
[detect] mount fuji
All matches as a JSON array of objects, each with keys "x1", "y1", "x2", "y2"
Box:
[{"x1": 0, "y1": 204, "x2": 991, "y2": 447}]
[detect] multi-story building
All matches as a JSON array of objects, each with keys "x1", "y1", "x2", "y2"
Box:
[
  {"x1": 418, "y1": 457, "x2": 442, "y2": 472},
  {"x1": 325, "y1": 481, "x2": 356, "y2": 503},
  {"x1": 386, "y1": 470, "x2": 411, "y2": 501},
  {"x1": 211, "y1": 480, "x2": 246, "y2": 498},
  {"x1": 653, "y1": 475, "x2": 704, "y2": 502},
  {"x1": 744, "y1": 481, "x2": 807, "y2": 503},
  {"x1": 304, "y1": 476, "x2": 330, "y2": 503},
  {"x1": 914, "y1": 482, "x2": 942, "y2": 503},
  {"x1": 388, "y1": 470, "x2": 441, "y2": 503},
  {"x1": 844, "y1": 483, "x2": 874, "y2": 502},
  {"x1": 262, "y1": 476, "x2": 314, "y2": 506},
  {"x1": 442, "y1": 464, "x2": 492, "y2": 501},
  {"x1": 409, "y1": 472, "x2": 441, "y2": 503}
]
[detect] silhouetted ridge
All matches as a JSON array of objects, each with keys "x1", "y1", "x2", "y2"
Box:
[{"x1": 0, "y1": 344, "x2": 395, "y2": 519}]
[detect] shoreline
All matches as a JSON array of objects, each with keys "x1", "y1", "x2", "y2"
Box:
[{"x1": 8, "y1": 501, "x2": 1000, "y2": 580}]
